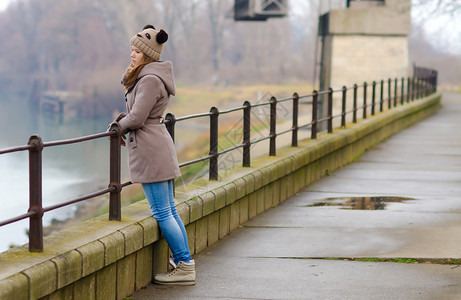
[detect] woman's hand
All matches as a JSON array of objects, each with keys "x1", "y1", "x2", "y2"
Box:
[{"x1": 107, "y1": 121, "x2": 126, "y2": 146}]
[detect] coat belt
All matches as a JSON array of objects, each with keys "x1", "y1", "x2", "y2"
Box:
[{"x1": 144, "y1": 117, "x2": 164, "y2": 125}]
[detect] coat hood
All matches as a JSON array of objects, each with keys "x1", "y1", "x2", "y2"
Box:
[{"x1": 138, "y1": 61, "x2": 176, "y2": 96}]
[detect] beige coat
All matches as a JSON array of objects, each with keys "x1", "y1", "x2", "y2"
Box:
[{"x1": 117, "y1": 61, "x2": 181, "y2": 183}]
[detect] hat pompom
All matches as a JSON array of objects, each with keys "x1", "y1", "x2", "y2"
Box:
[
  {"x1": 143, "y1": 24, "x2": 155, "y2": 30},
  {"x1": 156, "y1": 29, "x2": 168, "y2": 44}
]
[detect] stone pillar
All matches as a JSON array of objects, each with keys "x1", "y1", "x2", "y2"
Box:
[{"x1": 317, "y1": 0, "x2": 411, "y2": 125}]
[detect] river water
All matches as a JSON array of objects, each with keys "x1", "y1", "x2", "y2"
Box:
[{"x1": 0, "y1": 95, "x2": 128, "y2": 252}]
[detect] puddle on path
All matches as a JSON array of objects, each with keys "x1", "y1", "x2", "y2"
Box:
[{"x1": 306, "y1": 196, "x2": 414, "y2": 210}]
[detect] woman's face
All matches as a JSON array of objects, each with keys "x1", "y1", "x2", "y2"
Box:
[{"x1": 130, "y1": 45, "x2": 144, "y2": 67}]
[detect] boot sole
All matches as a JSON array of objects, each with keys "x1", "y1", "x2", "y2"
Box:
[{"x1": 153, "y1": 279, "x2": 195, "y2": 286}]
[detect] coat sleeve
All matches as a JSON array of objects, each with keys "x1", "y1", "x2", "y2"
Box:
[{"x1": 118, "y1": 75, "x2": 164, "y2": 133}]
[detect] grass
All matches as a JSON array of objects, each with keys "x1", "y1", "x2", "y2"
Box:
[
  {"x1": 323, "y1": 257, "x2": 461, "y2": 265},
  {"x1": 256, "y1": 256, "x2": 461, "y2": 266},
  {"x1": 170, "y1": 83, "x2": 314, "y2": 117}
]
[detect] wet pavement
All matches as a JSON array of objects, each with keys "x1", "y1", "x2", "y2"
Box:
[{"x1": 133, "y1": 92, "x2": 461, "y2": 300}]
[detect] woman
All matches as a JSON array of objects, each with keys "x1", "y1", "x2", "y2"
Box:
[{"x1": 112, "y1": 25, "x2": 195, "y2": 286}]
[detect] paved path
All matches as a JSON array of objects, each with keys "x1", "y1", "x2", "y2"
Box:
[{"x1": 133, "y1": 92, "x2": 461, "y2": 300}]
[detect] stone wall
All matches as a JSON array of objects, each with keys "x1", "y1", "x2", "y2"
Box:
[{"x1": 0, "y1": 93, "x2": 441, "y2": 300}]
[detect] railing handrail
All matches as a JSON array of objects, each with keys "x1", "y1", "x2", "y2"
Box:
[{"x1": 0, "y1": 67, "x2": 438, "y2": 252}]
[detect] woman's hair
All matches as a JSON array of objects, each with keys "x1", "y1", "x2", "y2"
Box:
[{"x1": 123, "y1": 55, "x2": 155, "y2": 91}]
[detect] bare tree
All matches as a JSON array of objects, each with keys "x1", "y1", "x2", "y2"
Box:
[
  {"x1": 172, "y1": 0, "x2": 200, "y2": 71},
  {"x1": 206, "y1": 0, "x2": 232, "y2": 73},
  {"x1": 413, "y1": 0, "x2": 461, "y2": 16}
]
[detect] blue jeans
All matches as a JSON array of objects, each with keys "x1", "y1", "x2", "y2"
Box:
[{"x1": 142, "y1": 180, "x2": 191, "y2": 264}]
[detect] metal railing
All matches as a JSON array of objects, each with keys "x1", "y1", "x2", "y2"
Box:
[{"x1": 0, "y1": 67, "x2": 438, "y2": 252}]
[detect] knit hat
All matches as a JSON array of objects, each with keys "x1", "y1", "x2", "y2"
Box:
[{"x1": 130, "y1": 25, "x2": 168, "y2": 61}]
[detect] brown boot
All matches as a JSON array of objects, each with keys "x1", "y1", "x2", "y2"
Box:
[{"x1": 154, "y1": 260, "x2": 196, "y2": 286}]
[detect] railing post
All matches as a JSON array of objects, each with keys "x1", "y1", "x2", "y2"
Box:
[
  {"x1": 388, "y1": 78, "x2": 392, "y2": 109},
  {"x1": 422, "y1": 76, "x2": 426, "y2": 97},
  {"x1": 428, "y1": 72, "x2": 434, "y2": 95},
  {"x1": 165, "y1": 113, "x2": 176, "y2": 194},
  {"x1": 165, "y1": 113, "x2": 176, "y2": 142},
  {"x1": 428, "y1": 75, "x2": 432, "y2": 95},
  {"x1": 426, "y1": 76, "x2": 430, "y2": 96},
  {"x1": 108, "y1": 123, "x2": 121, "y2": 221},
  {"x1": 421, "y1": 76, "x2": 425, "y2": 98},
  {"x1": 401, "y1": 77, "x2": 405, "y2": 105},
  {"x1": 380, "y1": 79, "x2": 384, "y2": 112},
  {"x1": 371, "y1": 81, "x2": 376, "y2": 116},
  {"x1": 341, "y1": 86, "x2": 347, "y2": 127},
  {"x1": 362, "y1": 82, "x2": 367, "y2": 119},
  {"x1": 353, "y1": 84, "x2": 358, "y2": 123},
  {"x1": 416, "y1": 77, "x2": 421, "y2": 99},
  {"x1": 421, "y1": 76, "x2": 427, "y2": 97},
  {"x1": 28, "y1": 135, "x2": 44, "y2": 252},
  {"x1": 425, "y1": 76, "x2": 427, "y2": 96},
  {"x1": 407, "y1": 77, "x2": 411, "y2": 103},
  {"x1": 428, "y1": 72, "x2": 431, "y2": 94},
  {"x1": 420, "y1": 77, "x2": 424, "y2": 98},
  {"x1": 209, "y1": 106, "x2": 219, "y2": 180},
  {"x1": 291, "y1": 93, "x2": 299, "y2": 147},
  {"x1": 429, "y1": 75, "x2": 432, "y2": 95},
  {"x1": 411, "y1": 76, "x2": 415, "y2": 101},
  {"x1": 424, "y1": 76, "x2": 429, "y2": 96},
  {"x1": 311, "y1": 91, "x2": 318, "y2": 139},
  {"x1": 327, "y1": 88, "x2": 333, "y2": 133},
  {"x1": 269, "y1": 96, "x2": 277, "y2": 156},
  {"x1": 428, "y1": 74, "x2": 432, "y2": 94},
  {"x1": 394, "y1": 78, "x2": 398, "y2": 107},
  {"x1": 420, "y1": 76, "x2": 424, "y2": 97},
  {"x1": 243, "y1": 101, "x2": 251, "y2": 167}
]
